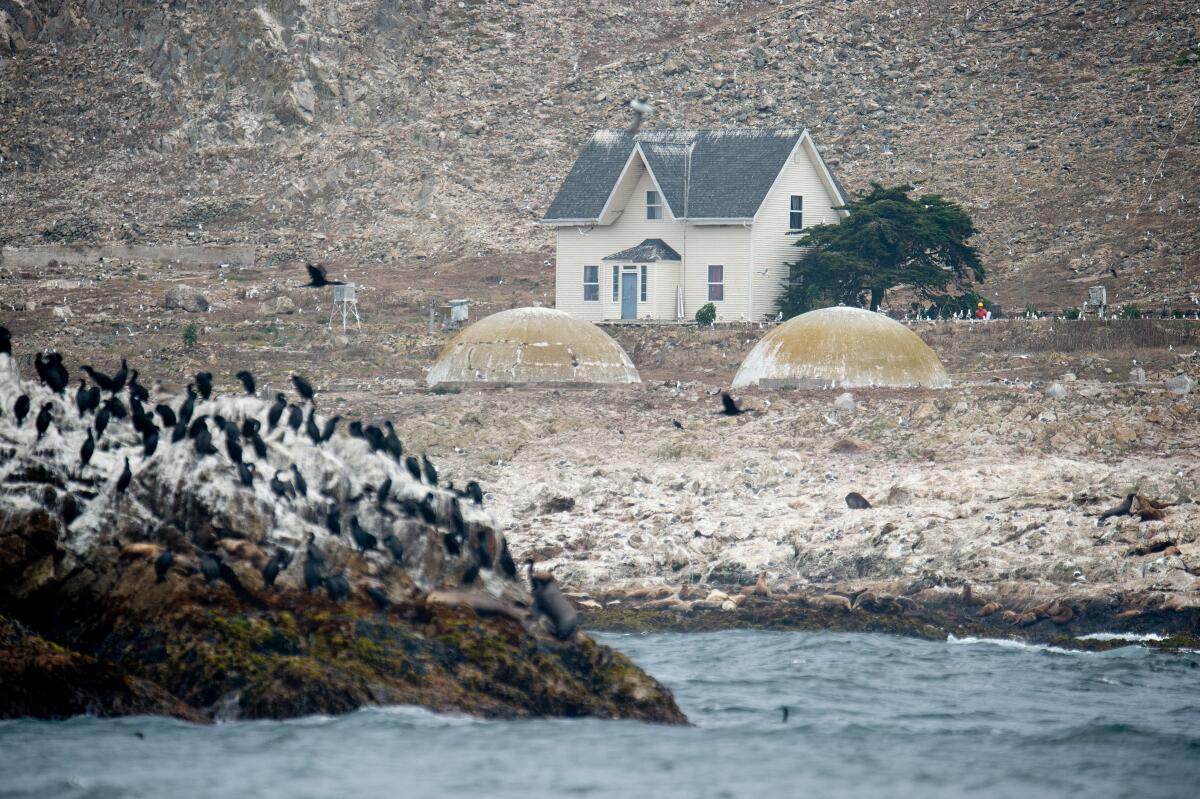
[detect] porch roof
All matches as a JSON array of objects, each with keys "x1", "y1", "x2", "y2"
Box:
[{"x1": 601, "y1": 238, "x2": 682, "y2": 262}]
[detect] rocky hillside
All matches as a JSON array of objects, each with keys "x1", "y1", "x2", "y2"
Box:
[{"x1": 1, "y1": 0, "x2": 1197, "y2": 311}]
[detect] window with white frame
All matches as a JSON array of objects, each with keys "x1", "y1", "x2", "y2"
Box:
[
  {"x1": 583, "y1": 265, "x2": 599, "y2": 301},
  {"x1": 640, "y1": 265, "x2": 648, "y2": 301},
  {"x1": 646, "y1": 190, "x2": 662, "y2": 220},
  {"x1": 789, "y1": 195, "x2": 803, "y2": 231},
  {"x1": 707, "y1": 265, "x2": 724, "y2": 302},
  {"x1": 611, "y1": 265, "x2": 619, "y2": 302}
]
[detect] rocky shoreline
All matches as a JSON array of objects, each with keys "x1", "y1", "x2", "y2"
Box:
[
  {"x1": 579, "y1": 580, "x2": 1200, "y2": 654},
  {"x1": 0, "y1": 345, "x2": 684, "y2": 725}
]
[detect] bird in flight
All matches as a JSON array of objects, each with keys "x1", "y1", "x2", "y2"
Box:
[{"x1": 304, "y1": 263, "x2": 345, "y2": 288}]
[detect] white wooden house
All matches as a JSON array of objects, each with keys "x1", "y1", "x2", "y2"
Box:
[{"x1": 542, "y1": 128, "x2": 847, "y2": 322}]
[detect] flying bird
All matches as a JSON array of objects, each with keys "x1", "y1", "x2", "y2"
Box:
[
  {"x1": 628, "y1": 98, "x2": 654, "y2": 135},
  {"x1": 719, "y1": 392, "x2": 746, "y2": 416},
  {"x1": 304, "y1": 263, "x2": 345, "y2": 288}
]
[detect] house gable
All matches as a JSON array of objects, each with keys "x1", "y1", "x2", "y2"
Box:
[{"x1": 544, "y1": 128, "x2": 837, "y2": 225}]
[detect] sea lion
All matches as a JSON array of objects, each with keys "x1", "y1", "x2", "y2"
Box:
[
  {"x1": 752, "y1": 572, "x2": 771, "y2": 597},
  {"x1": 814, "y1": 594, "x2": 852, "y2": 612},
  {"x1": 977, "y1": 601, "x2": 1002, "y2": 617},
  {"x1": 120, "y1": 542, "x2": 162, "y2": 560},
  {"x1": 845, "y1": 492, "x2": 871, "y2": 510},
  {"x1": 526, "y1": 560, "x2": 578, "y2": 640}
]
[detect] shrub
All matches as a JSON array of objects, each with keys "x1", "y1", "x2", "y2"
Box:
[
  {"x1": 182, "y1": 323, "x2": 199, "y2": 348},
  {"x1": 1064, "y1": 307, "x2": 1081, "y2": 320},
  {"x1": 695, "y1": 302, "x2": 717, "y2": 326},
  {"x1": 1119, "y1": 305, "x2": 1141, "y2": 320}
]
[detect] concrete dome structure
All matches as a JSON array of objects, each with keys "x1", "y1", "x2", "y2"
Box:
[
  {"x1": 427, "y1": 307, "x2": 641, "y2": 385},
  {"x1": 732, "y1": 307, "x2": 949, "y2": 389}
]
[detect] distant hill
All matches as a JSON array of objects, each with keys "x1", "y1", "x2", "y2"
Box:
[{"x1": 1, "y1": 0, "x2": 1196, "y2": 313}]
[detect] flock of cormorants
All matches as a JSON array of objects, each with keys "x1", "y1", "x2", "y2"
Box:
[{"x1": 0, "y1": 325, "x2": 575, "y2": 628}]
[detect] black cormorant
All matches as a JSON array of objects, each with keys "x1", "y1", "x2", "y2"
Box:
[
  {"x1": 35, "y1": 403, "x2": 53, "y2": 440},
  {"x1": 291, "y1": 374, "x2": 314, "y2": 403},
  {"x1": 76, "y1": 380, "x2": 99, "y2": 416},
  {"x1": 156, "y1": 403, "x2": 177, "y2": 429},
  {"x1": 128, "y1": 370, "x2": 149, "y2": 403},
  {"x1": 79, "y1": 430, "x2": 95, "y2": 471},
  {"x1": 290, "y1": 464, "x2": 307, "y2": 497},
  {"x1": 405, "y1": 456, "x2": 421, "y2": 482},
  {"x1": 94, "y1": 407, "x2": 111, "y2": 440},
  {"x1": 350, "y1": 516, "x2": 378, "y2": 553},
  {"x1": 304, "y1": 263, "x2": 344, "y2": 288},
  {"x1": 235, "y1": 370, "x2": 256, "y2": 396},
  {"x1": 324, "y1": 573, "x2": 350, "y2": 603},
  {"x1": 195, "y1": 371, "x2": 213, "y2": 400},
  {"x1": 116, "y1": 457, "x2": 132, "y2": 493},
  {"x1": 365, "y1": 586, "x2": 390, "y2": 610},
  {"x1": 720, "y1": 392, "x2": 746, "y2": 416},
  {"x1": 237, "y1": 461, "x2": 256, "y2": 488},
  {"x1": 383, "y1": 421, "x2": 402, "y2": 460},
  {"x1": 267, "y1": 393, "x2": 286, "y2": 431},
  {"x1": 305, "y1": 411, "x2": 321, "y2": 444},
  {"x1": 154, "y1": 550, "x2": 173, "y2": 583},
  {"x1": 286, "y1": 404, "x2": 303, "y2": 431},
  {"x1": 383, "y1": 534, "x2": 404, "y2": 565},
  {"x1": 13, "y1": 394, "x2": 30, "y2": 426},
  {"x1": 198, "y1": 552, "x2": 221, "y2": 584},
  {"x1": 422, "y1": 454, "x2": 439, "y2": 486}
]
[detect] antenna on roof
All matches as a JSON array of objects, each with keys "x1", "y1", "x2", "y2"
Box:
[{"x1": 628, "y1": 99, "x2": 654, "y2": 135}]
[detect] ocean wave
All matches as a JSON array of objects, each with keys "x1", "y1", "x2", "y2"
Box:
[
  {"x1": 945, "y1": 634, "x2": 1094, "y2": 655},
  {"x1": 1075, "y1": 632, "x2": 1168, "y2": 642}
]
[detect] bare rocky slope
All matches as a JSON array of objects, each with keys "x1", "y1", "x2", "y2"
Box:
[{"x1": 1, "y1": 0, "x2": 1198, "y2": 311}]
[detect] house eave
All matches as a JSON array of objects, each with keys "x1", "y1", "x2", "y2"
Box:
[
  {"x1": 686, "y1": 217, "x2": 753, "y2": 225},
  {"x1": 541, "y1": 218, "x2": 601, "y2": 226}
]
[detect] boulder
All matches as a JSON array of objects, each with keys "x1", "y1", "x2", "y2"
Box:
[
  {"x1": 258, "y1": 295, "x2": 296, "y2": 315},
  {"x1": 1166, "y1": 375, "x2": 1193, "y2": 395},
  {"x1": 163, "y1": 284, "x2": 209, "y2": 312},
  {"x1": 1044, "y1": 382, "x2": 1068, "y2": 399},
  {"x1": 833, "y1": 392, "x2": 856, "y2": 412}
]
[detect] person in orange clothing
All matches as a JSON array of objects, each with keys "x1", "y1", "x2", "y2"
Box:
[{"x1": 974, "y1": 301, "x2": 988, "y2": 320}]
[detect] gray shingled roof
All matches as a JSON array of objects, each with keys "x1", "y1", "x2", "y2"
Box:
[
  {"x1": 543, "y1": 129, "x2": 846, "y2": 222},
  {"x1": 601, "y1": 238, "x2": 682, "y2": 262}
]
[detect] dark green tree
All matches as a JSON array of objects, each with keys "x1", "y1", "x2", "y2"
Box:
[{"x1": 776, "y1": 183, "x2": 983, "y2": 317}]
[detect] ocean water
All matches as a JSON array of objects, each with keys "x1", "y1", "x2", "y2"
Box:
[{"x1": 1, "y1": 630, "x2": 1198, "y2": 799}]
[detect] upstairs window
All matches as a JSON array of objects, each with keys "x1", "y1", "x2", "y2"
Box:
[
  {"x1": 646, "y1": 190, "x2": 662, "y2": 220},
  {"x1": 707, "y1": 265, "x2": 724, "y2": 302},
  {"x1": 789, "y1": 195, "x2": 803, "y2": 231},
  {"x1": 583, "y1": 265, "x2": 599, "y2": 302},
  {"x1": 612, "y1": 265, "x2": 619, "y2": 302}
]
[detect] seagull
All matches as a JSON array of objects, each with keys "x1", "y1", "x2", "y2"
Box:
[{"x1": 628, "y1": 98, "x2": 654, "y2": 135}]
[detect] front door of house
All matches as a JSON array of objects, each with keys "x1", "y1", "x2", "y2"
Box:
[{"x1": 621, "y1": 272, "x2": 638, "y2": 319}]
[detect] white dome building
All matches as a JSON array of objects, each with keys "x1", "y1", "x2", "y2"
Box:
[
  {"x1": 732, "y1": 307, "x2": 949, "y2": 389},
  {"x1": 427, "y1": 307, "x2": 641, "y2": 386}
]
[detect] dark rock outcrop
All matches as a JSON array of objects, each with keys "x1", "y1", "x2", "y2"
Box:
[{"x1": 0, "y1": 356, "x2": 684, "y2": 724}]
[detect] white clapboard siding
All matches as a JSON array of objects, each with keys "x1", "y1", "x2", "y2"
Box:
[
  {"x1": 750, "y1": 137, "x2": 842, "y2": 320},
  {"x1": 555, "y1": 161, "x2": 686, "y2": 321}
]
